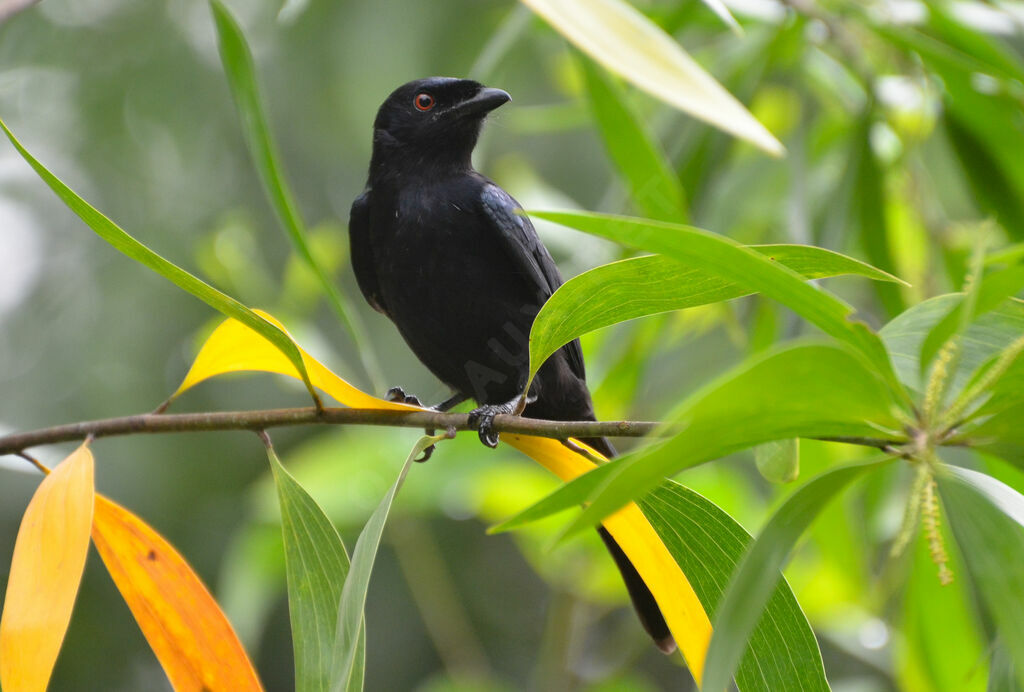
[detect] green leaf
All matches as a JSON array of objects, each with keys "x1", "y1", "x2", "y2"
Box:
[
  {"x1": 529, "y1": 242, "x2": 905, "y2": 381},
  {"x1": 517, "y1": 0, "x2": 783, "y2": 156},
  {"x1": 701, "y1": 458, "x2": 891, "y2": 692},
  {"x1": 496, "y1": 342, "x2": 903, "y2": 536},
  {"x1": 578, "y1": 57, "x2": 687, "y2": 223},
  {"x1": 209, "y1": 0, "x2": 382, "y2": 391},
  {"x1": 694, "y1": 0, "x2": 741, "y2": 35},
  {"x1": 948, "y1": 466, "x2": 1024, "y2": 530},
  {"x1": 881, "y1": 294, "x2": 1024, "y2": 396},
  {"x1": 944, "y1": 113, "x2": 1024, "y2": 240},
  {"x1": 755, "y1": 439, "x2": 799, "y2": 484},
  {"x1": 641, "y1": 481, "x2": 827, "y2": 690},
  {"x1": 267, "y1": 446, "x2": 364, "y2": 692},
  {"x1": 529, "y1": 210, "x2": 904, "y2": 395},
  {"x1": 329, "y1": 435, "x2": 437, "y2": 692},
  {"x1": 989, "y1": 641, "x2": 1020, "y2": 692},
  {"x1": 940, "y1": 472, "x2": 1024, "y2": 690},
  {"x1": 918, "y1": 264, "x2": 1024, "y2": 381},
  {"x1": 0, "y1": 117, "x2": 322, "y2": 407},
  {"x1": 920, "y1": 1, "x2": 1024, "y2": 84},
  {"x1": 849, "y1": 112, "x2": 905, "y2": 316},
  {"x1": 899, "y1": 511, "x2": 988, "y2": 692}
]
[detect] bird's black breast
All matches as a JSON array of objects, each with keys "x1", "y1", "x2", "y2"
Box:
[{"x1": 360, "y1": 174, "x2": 545, "y2": 403}]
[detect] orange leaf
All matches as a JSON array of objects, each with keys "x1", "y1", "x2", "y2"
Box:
[
  {"x1": 172, "y1": 314, "x2": 713, "y2": 678},
  {"x1": 91, "y1": 495, "x2": 262, "y2": 692},
  {"x1": 1, "y1": 443, "x2": 95, "y2": 692}
]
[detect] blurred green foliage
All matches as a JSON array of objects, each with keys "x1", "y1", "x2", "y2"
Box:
[{"x1": 3, "y1": 0, "x2": 1024, "y2": 690}]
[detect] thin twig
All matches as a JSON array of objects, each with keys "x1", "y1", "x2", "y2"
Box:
[{"x1": 0, "y1": 407, "x2": 905, "y2": 456}]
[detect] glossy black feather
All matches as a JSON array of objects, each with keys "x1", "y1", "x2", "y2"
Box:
[{"x1": 349, "y1": 77, "x2": 673, "y2": 654}]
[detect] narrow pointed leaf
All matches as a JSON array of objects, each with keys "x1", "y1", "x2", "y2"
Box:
[
  {"x1": 529, "y1": 242, "x2": 905, "y2": 379},
  {"x1": 918, "y1": 265, "x2": 1024, "y2": 379},
  {"x1": 849, "y1": 113, "x2": 905, "y2": 316},
  {"x1": 268, "y1": 446, "x2": 363, "y2": 692},
  {"x1": 91, "y1": 495, "x2": 263, "y2": 691},
  {"x1": 948, "y1": 466, "x2": 1024, "y2": 531},
  {"x1": 329, "y1": 437, "x2": 430, "y2": 692},
  {"x1": 518, "y1": 0, "x2": 783, "y2": 155},
  {"x1": 695, "y1": 0, "x2": 741, "y2": 35},
  {"x1": 940, "y1": 474, "x2": 1024, "y2": 689},
  {"x1": 881, "y1": 294, "x2": 1024, "y2": 396},
  {"x1": 528, "y1": 211, "x2": 901, "y2": 392},
  {"x1": 702, "y1": 458, "x2": 891, "y2": 692},
  {"x1": 173, "y1": 313, "x2": 716, "y2": 679},
  {"x1": 641, "y1": 481, "x2": 828, "y2": 691},
  {"x1": 503, "y1": 436, "x2": 712, "y2": 681},
  {"x1": 0, "y1": 117, "x2": 322, "y2": 407},
  {"x1": 900, "y1": 524, "x2": 988, "y2": 691},
  {"x1": 579, "y1": 57, "x2": 687, "y2": 222},
  {"x1": 502, "y1": 342, "x2": 902, "y2": 541},
  {"x1": 0, "y1": 443, "x2": 94, "y2": 692},
  {"x1": 209, "y1": 0, "x2": 381, "y2": 391}
]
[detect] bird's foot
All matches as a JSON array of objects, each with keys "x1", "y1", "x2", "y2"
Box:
[
  {"x1": 386, "y1": 387, "x2": 468, "y2": 462},
  {"x1": 468, "y1": 396, "x2": 528, "y2": 448},
  {"x1": 385, "y1": 386, "x2": 423, "y2": 407}
]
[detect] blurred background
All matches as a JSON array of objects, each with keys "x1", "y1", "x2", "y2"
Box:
[{"x1": 1, "y1": 0, "x2": 1023, "y2": 689}]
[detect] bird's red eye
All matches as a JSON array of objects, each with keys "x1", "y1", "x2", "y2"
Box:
[{"x1": 414, "y1": 93, "x2": 435, "y2": 111}]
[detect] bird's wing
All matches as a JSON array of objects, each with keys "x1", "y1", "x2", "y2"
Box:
[
  {"x1": 349, "y1": 190, "x2": 388, "y2": 314},
  {"x1": 480, "y1": 183, "x2": 586, "y2": 380}
]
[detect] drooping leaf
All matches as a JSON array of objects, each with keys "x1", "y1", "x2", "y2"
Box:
[
  {"x1": 640, "y1": 481, "x2": 828, "y2": 691},
  {"x1": 329, "y1": 436, "x2": 432, "y2": 692},
  {"x1": 0, "y1": 443, "x2": 94, "y2": 692},
  {"x1": 899, "y1": 516, "x2": 988, "y2": 692},
  {"x1": 579, "y1": 56, "x2": 687, "y2": 222},
  {"x1": 268, "y1": 446, "x2": 363, "y2": 692},
  {"x1": 529, "y1": 242, "x2": 905, "y2": 380},
  {"x1": 209, "y1": 0, "x2": 381, "y2": 391},
  {"x1": 517, "y1": 0, "x2": 783, "y2": 155},
  {"x1": 173, "y1": 313, "x2": 716, "y2": 679},
  {"x1": 500, "y1": 342, "x2": 903, "y2": 540},
  {"x1": 91, "y1": 495, "x2": 263, "y2": 691},
  {"x1": 0, "y1": 117, "x2": 322, "y2": 407},
  {"x1": 497, "y1": 438, "x2": 712, "y2": 681},
  {"x1": 940, "y1": 473, "x2": 1024, "y2": 689},
  {"x1": 701, "y1": 458, "x2": 890, "y2": 692},
  {"x1": 528, "y1": 211, "x2": 902, "y2": 392},
  {"x1": 948, "y1": 466, "x2": 1024, "y2": 530}
]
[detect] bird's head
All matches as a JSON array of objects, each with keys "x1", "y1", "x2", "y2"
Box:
[{"x1": 370, "y1": 77, "x2": 511, "y2": 175}]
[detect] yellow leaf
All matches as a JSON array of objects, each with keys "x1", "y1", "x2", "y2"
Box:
[
  {"x1": 519, "y1": 0, "x2": 783, "y2": 157},
  {"x1": 91, "y1": 495, "x2": 263, "y2": 692},
  {"x1": 505, "y1": 434, "x2": 711, "y2": 681},
  {"x1": 172, "y1": 313, "x2": 712, "y2": 681},
  {"x1": 1, "y1": 443, "x2": 95, "y2": 692},
  {"x1": 173, "y1": 310, "x2": 401, "y2": 411}
]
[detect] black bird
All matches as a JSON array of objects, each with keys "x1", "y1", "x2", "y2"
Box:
[{"x1": 349, "y1": 77, "x2": 674, "y2": 654}]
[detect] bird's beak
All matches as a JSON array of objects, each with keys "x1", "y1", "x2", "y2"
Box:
[{"x1": 455, "y1": 87, "x2": 511, "y2": 117}]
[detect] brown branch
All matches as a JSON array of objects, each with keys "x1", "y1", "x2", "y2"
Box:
[
  {"x1": 0, "y1": 406, "x2": 904, "y2": 456},
  {"x1": 0, "y1": 407, "x2": 665, "y2": 455}
]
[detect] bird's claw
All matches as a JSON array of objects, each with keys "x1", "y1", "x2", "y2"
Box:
[
  {"x1": 468, "y1": 399, "x2": 520, "y2": 449},
  {"x1": 385, "y1": 386, "x2": 423, "y2": 408}
]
